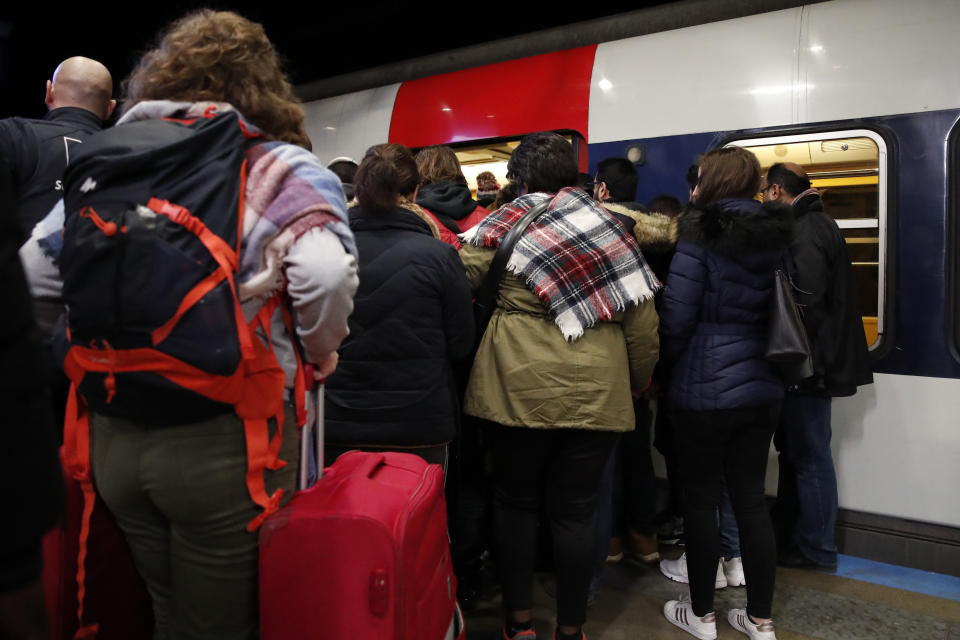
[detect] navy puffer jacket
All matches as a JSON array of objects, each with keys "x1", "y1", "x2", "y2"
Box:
[
  {"x1": 325, "y1": 205, "x2": 474, "y2": 447},
  {"x1": 661, "y1": 198, "x2": 793, "y2": 411}
]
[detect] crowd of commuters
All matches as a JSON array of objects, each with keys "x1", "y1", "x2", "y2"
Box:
[{"x1": 1, "y1": 9, "x2": 873, "y2": 640}]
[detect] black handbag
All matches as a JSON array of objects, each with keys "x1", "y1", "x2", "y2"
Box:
[
  {"x1": 472, "y1": 199, "x2": 551, "y2": 348},
  {"x1": 765, "y1": 261, "x2": 814, "y2": 385}
]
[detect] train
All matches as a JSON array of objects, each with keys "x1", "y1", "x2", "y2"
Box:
[{"x1": 297, "y1": 0, "x2": 960, "y2": 574}]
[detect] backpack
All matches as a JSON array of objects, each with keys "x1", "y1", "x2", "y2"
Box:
[
  {"x1": 58, "y1": 109, "x2": 256, "y2": 418},
  {"x1": 55, "y1": 107, "x2": 306, "y2": 636}
]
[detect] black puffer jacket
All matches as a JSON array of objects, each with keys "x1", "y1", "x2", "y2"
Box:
[
  {"x1": 660, "y1": 198, "x2": 793, "y2": 411},
  {"x1": 325, "y1": 205, "x2": 474, "y2": 447}
]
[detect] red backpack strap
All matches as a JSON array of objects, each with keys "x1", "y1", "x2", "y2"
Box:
[
  {"x1": 62, "y1": 383, "x2": 101, "y2": 640},
  {"x1": 145, "y1": 198, "x2": 254, "y2": 360},
  {"x1": 242, "y1": 417, "x2": 285, "y2": 532},
  {"x1": 248, "y1": 294, "x2": 287, "y2": 467},
  {"x1": 238, "y1": 292, "x2": 300, "y2": 531}
]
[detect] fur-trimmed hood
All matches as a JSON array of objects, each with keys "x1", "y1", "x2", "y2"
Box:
[
  {"x1": 678, "y1": 198, "x2": 792, "y2": 257},
  {"x1": 603, "y1": 202, "x2": 677, "y2": 253}
]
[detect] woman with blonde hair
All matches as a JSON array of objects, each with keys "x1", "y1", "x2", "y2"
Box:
[
  {"x1": 659, "y1": 146, "x2": 792, "y2": 640},
  {"x1": 59, "y1": 10, "x2": 359, "y2": 639}
]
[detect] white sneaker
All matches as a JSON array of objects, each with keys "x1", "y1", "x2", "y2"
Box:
[
  {"x1": 722, "y1": 556, "x2": 746, "y2": 587},
  {"x1": 728, "y1": 608, "x2": 776, "y2": 639},
  {"x1": 663, "y1": 598, "x2": 717, "y2": 640},
  {"x1": 659, "y1": 553, "x2": 727, "y2": 589}
]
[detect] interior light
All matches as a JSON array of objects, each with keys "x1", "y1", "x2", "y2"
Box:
[
  {"x1": 598, "y1": 78, "x2": 613, "y2": 92},
  {"x1": 809, "y1": 44, "x2": 824, "y2": 53},
  {"x1": 442, "y1": 107, "x2": 452, "y2": 112},
  {"x1": 323, "y1": 126, "x2": 336, "y2": 131}
]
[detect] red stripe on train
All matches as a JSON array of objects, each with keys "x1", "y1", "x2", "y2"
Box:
[{"x1": 389, "y1": 46, "x2": 597, "y2": 150}]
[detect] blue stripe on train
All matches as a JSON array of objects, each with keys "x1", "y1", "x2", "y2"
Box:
[
  {"x1": 588, "y1": 109, "x2": 960, "y2": 380},
  {"x1": 836, "y1": 554, "x2": 960, "y2": 602}
]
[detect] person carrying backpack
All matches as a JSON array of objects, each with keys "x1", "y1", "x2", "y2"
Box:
[{"x1": 22, "y1": 11, "x2": 358, "y2": 640}]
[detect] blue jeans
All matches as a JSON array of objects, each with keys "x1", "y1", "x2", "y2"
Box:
[
  {"x1": 590, "y1": 447, "x2": 618, "y2": 596},
  {"x1": 718, "y1": 486, "x2": 740, "y2": 559},
  {"x1": 773, "y1": 394, "x2": 838, "y2": 566}
]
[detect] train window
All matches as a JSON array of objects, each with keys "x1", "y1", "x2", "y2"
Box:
[{"x1": 728, "y1": 131, "x2": 888, "y2": 349}]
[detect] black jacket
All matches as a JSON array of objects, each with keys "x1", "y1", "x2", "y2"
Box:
[
  {"x1": 789, "y1": 192, "x2": 873, "y2": 397},
  {"x1": 0, "y1": 107, "x2": 105, "y2": 245},
  {"x1": 0, "y1": 154, "x2": 64, "y2": 591},
  {"x1": 325, "y1": 205, "x2": 474, "y2": 447}
]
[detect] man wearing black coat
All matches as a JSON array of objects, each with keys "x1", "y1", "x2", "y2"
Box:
[
  {"x1": 3, "y1": 57, "x2": 114, "y2": 439},
  {"x1": 761, "y1": 162, "x2": 873, "y2": 571}
]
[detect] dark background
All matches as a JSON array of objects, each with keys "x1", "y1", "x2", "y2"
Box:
[{"x1": 0, "y1": 2, "x2": 671, "y2": 119}]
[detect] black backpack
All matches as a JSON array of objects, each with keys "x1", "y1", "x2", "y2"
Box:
[
  {"x1": 56, "y1": 111, "x2": 300, "y2": 613},
  {"x1": 57, "y1": 109, "x2": 265, "y2": 424}
]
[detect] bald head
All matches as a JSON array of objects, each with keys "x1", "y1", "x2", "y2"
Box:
[
  {"x1": 45, "y1": 57, "x2": 116, "y2": 120},
  {"x1": 762, "y1": 161, "x2": 813, "y2": 204},
  {"x1": 781, "y1": 162, "x2": 808, "y2": 181}
]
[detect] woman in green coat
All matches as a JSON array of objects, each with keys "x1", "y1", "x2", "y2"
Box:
[{"x1": 458, "y1": 132, "x2": 660, "y2": 640}]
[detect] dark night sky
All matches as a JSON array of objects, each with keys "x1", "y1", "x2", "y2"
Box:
[{"x1": 0, "y1": 2, "x2": 670, "y2": 120}]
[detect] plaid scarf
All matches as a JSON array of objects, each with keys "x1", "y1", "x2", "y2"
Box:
[{"x1": 460, "y1": 187, "x2": 660, "y2": 340}]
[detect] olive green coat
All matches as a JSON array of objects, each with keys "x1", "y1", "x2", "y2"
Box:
[{"x1": 460, "y1": 244, "x2": 660, "y2": 432}]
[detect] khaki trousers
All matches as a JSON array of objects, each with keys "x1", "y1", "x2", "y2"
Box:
[{"x1": 91, "y1": 406, "x2": 298, "y2": 640}]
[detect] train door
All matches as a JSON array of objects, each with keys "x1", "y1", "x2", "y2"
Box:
[
  {"x1": 728, "y1": 131, "x2": 889, "y2": 348},
  {"x1": 416, "y1": 131, "x2": 588, "y2": 200}
]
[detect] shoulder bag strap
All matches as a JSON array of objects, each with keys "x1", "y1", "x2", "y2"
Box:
[{"x1": 474, "y1": 198, "x2": 552, "y2": 323}]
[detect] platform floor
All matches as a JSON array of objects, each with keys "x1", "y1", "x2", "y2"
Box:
[{"x1": 463, "y1": 548, "x2": 960, "y2": 639}]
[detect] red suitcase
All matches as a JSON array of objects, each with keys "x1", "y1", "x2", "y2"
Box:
[
  {"x1": 259, "y1": 390, "x2": 464, "y2": 640},
  {"x1": 42, "y1": 452, "x2": 154, "y2": 640}
]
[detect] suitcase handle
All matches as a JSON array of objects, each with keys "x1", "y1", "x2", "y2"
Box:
[{"x1": 357, "y1": 454, "x2": 388, "y2": 478}]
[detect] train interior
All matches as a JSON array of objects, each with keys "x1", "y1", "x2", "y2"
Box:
[
  {"x1": 452, "y1": 140, "x2": 516, "y2": 196},
  {"x1": 443, "y1": 133, "x2": 582, "y2": 199}
]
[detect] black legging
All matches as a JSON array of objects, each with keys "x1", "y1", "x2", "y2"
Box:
[
  {"x1": 672, "y1": 404, "x2": 780, "y2": 620},
  {"x1": 488, "y1": 424, "x2": 619, "y2": 628}
]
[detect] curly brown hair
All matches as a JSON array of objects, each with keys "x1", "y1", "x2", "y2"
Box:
[{"x1": 123, "y1": 10, "x2": 310, "y2": 148}]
